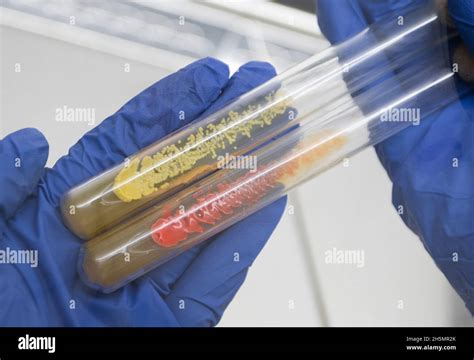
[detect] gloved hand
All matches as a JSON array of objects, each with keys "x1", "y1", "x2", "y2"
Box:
[
  {"x1": 0, "y1": 57, "x2": 286, "y2": 326},
  {"x1": 316, "y1": 0, "x2": 474, "y2": 313}
]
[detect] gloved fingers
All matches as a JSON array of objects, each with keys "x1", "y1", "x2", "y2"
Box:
[
  {"x1": 317, "y1": 0, "x2": 452, "y2": 180},
  {"x1": 199, "y1": 61, "x2": 277, "y2": 118},
  {"x1": 316, "y1": 0, "x2": 413, "y2": 107},
  {"x1": 359, "y1": 0, "x2": 439, "y2": 77},
  {"x1": 316, "y1": 0, "x2": 396, "y2": 101},
  {"x1": 316, "y1": 0, "x2": 444, "y2": 89},
  {"x1": 315, "y1": 0, "x2": 367, "y2": 45},
  {"x1": 43, "y1": 58, "x2": 229, "y2": 204},
  {"x1": 0, "y1": 128, "x2": 49, "y2": 226},
  {"x1": 365, "y1": 1, "x2": 469, "y2": 179},
  {"x1": 448, "y1": 0, "x2": 474, "y2": 82},
  {"x1": 334, "y1": 0, "x2": 442, "y2": 100},
  {"x1": 358, "y1": 0, "x2": 427, "y2": 24},
  {"x1": 317, "y1": 1, "x2": 405, "y2": 178},
  {"x1": 318, "y1": 0, "x2": 474, "y2": 317},
  {"x1": 352, "y1": 0, "x2": 473, "y2": 92},
  {"x1": 448, "y1": 0, "x2": 474, "y2": 54},
  {"x1": 392, "y1": 180, "x2": 474, "y2": 315},
  {"x1": 164, "y1": 197, "x2": 287, "y2": 326},
  {"x1": 145, "y1": 61, "x2": 277, "y2": 298},
  {"x1": 145, "y1": 245, "x2": 205, "y2": 298}
]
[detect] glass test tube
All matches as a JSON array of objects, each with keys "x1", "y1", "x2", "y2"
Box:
[
  {"x1": 60, "y1": 3, "x2": 452, "y2": 240},
  {"x1": 77, "y1": 3, "x2": 459, "y2": 292}
]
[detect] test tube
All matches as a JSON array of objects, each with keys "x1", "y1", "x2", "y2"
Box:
[
  {"x1": 60, "y1": 3, "x2": 453, "y2": 240},
  {"x1": 77, "y1": 3, "x2": 460, "y2": 292}
]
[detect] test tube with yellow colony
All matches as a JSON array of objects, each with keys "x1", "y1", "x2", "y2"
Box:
[
  {"x1": 61, "y1": 2, "x2": 457, "y2": 248},
  {"x1": 77, "y1": 2, "x2": 460, "y2": 291}
]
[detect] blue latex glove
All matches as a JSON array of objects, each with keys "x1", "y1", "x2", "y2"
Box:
[
  {"x1": 316, "y1": 0, "x2": 474, "y2": 313},
  {"x1": 0, "y1": 57, "x2": 286, "y2": 326}
]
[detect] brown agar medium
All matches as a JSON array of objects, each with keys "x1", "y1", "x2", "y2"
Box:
[
  {"x1": 61, "y1": 91, "x2": 291, "y2": 240},
  {"x1": 80, "y1": 132, "x2": 346, "y2": 291}
]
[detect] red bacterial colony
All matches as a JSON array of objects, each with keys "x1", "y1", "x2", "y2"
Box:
[
  {"x1": 150, "y1": 134, "x2": 345, "y2": 248},
  {"x1": 150, "y1": 163, "x2": 288, "y2": 248}
]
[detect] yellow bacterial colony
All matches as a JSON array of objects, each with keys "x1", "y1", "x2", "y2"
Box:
[{"x1": 113, "y1": 93, "x2": 288, "y2": 202}]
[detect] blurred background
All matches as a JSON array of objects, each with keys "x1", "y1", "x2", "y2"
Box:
[{"x1": 1, "y1": 0, "x2": 473, "y2": 326}]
